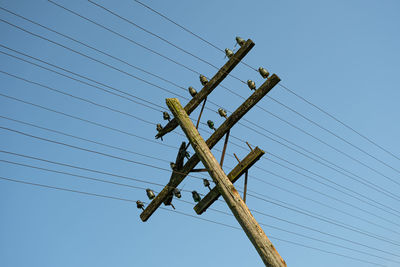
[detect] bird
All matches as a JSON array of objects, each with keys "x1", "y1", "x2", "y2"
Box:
[
  {"x1": 163, "y1": 111, "x2": 171, "y2": 121},
  {"x1": 203, "y1": 179, "x2": 212, "y2": 191},
  {"x1": 192, "y1": 191, "x2": 201, "y2": 202}
]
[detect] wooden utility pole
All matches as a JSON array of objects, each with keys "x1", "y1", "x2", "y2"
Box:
[
  {"x1": 140, "y1": 74, "x2": 280, "y2": 222},
  {"x1": 166, "y1": 98, "x2": 286, "y2": 267}
]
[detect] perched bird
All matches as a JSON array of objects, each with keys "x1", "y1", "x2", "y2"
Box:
[
  {"x1": 146, "y1": 188, "x2": 155, "y2": 200},
  {"x1": 203, "y1": 179, "x2": 211, "y2": 191},
  {"x1": 225, "y1": 48, "x2": 234, "y2": 59},
  {"x1": 163, "y1": 111, "x2": 171, "y2": 121},
  {"x1": 235, "y1": 36, "x2": 246, "y2": 47},
  {"x1": 247, "y1": 80, "x2": 256, "y2": 90},
  {"x1": 207, "y1": 120, "x2": 216, "y2": 131},
  {"x1": 199, "y1": 74, "x2": 208, "y2": 86},
  {"x1": 258, "y1": 67, "x2": 270, "y2": 79},
  {"x1": 188, "y1": 86, "x2": 197, "y2": 97},
  {"x1": 136, "y1": 200, "x2": 145, "y2": 210},
  {"x1": 156, "y1": 123, "x2": 164, "y2": 140},
  {"x1": 192, "y1": 191, "x2": 201, "y2": 202},
  {"x1": 218, "y1": 108, "x2": 227, "y2": 119}
]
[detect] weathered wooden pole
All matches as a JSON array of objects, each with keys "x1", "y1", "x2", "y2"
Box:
[
  {"x1": 166, "y1": 98, "x2": 286, "y2": 267},
  {"x1": 140, "y1": 74, "x2": 280, "y2": 222}
]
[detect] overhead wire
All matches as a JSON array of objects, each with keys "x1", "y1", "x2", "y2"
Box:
[
  {"x1": 0, "y1": 18, "x2": 189, "y2": 102},
  {"x1": 208, "y1": 206, "x2": 400, "y2": 263},
  {"x1": 3, "y1": 109, "x2": 400, "y2": 236},
  {"x1": 87, "y1": 0, "x2": 246, "y2": 85},
  {"x1": 0, "y1": 175, "x2": 387, "y2": 266},
  {"x1": 2, "y1": 147, "x2": 400, "y2": 261},
  {"x1": 2, "y1": 147, "x2": 399, "y2": 257},
  {"x1": 130, "y1": 0, "x2": 400, "y2": 165},
  {"x1": 2, "y1": 60, "x2": 396, "y2": 220},
  {"x1": 0, "y1": 125, "x2": 207, "y2": 182},
  {"x1": 0, "y1": 1, "x2": 396, "y2": 266},
  {"x1": 0, "y1": 6, "x2": 189, "y2": 96},
  {"x1": 5, "y1": 109, "x2": 400, "y2": 235},
  {"x1": 3, "y1": 4, "x2": 400, "y2": 249},
  {"x1": 130, "y1": 0, "x2": 258, "y2": 72},
  {"x1": 1, "y1": 157, "x2": 397, "y2": 263},
  {"x1": 2, "y1": 9, "x2": 397, "y2": 200},
  {"x1": 2, "y1": 46, "x2": 399, "y2": 229},
  {"x1": 1, "y1": 42, "x2": 398, "y2": 232},
  {"x1": 0, "y1": 19, "x2": 398, "y2": 208},
  {"x1": 29, "y1": 3, "x2": 400, "y2": 192},
  {"x1": 247, "y1": 190, "x2": 400, "y2": 247},
  {"x1": 2, "y1": 123, "x2": 400, "y2": 247}
]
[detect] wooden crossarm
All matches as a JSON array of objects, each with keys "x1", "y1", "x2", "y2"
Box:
[
  {"x1": 140, "y1": 74, "x2": 280, "y2": 222},
  {"x1": 155, "y1": 39, "x2": 255, "y2": 139},
  {"x1": 194, "y1": 147, "x2": 264, "y2": 214}
]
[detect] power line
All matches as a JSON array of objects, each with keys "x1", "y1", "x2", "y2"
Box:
[
  {"x1": 0, "y1": 44, "x2": 166, "y2": 112},
  {"x1": 0, "y1": 115, "x2": 169, "y2": 164},
  {"x1": 0, "y1": 126, "x2": 207, "y2": 182},
  {"x1": 0, "y1": 150, "x2": 170, "y2": 189},
  {"x1": 0, "y1": 6, "x2": 189, "y2": 94},
  {"x1": 279, "y1": 83, "x2": 400, "y2": 163},
  {"x1": 0, "y1": 174, "x2": 388, "y2": 266},
  {"x1": 208, "y1": 207, "x2": 400, "y2": 263},
  {"x1": 3, "y1": 148, "x2": 400, "y2": 261},
  {"x1": 0, "y1": 69, "x2": 159, "y2": 127},
  {"x1": 46, "y1": 0, "x2": 201, "y2": 77},
  {"x1": 130, "y1": 0, "x2": 257, "y2": 72},
  {"x1": 247, "y1": 191, "x2": 400, "y2": 247},
  {"x1": 5, "y1": 111, "x2": 400, "y2": 233},
  {"x1": 1, "y1": 7, "x2": 398, "y2": 246},
  {"x1": 2, "y1": 157, "x2": 398, "y2": 263},
  {"x1": 7, "y1": 112, "x2": 400, "y2": 235},
  {"x1": 267, "y1": 95, "x2": 400, "y2": 184},
  {"x1": 238, "y1": 120, "x2": 400, "y2": 202},
  {"x1": 252, "y1": 165, "x2": 400, "y2": 230},
  {"x1": 0, "y1": 92, "x2": 175, "y2": 150},
  {"x1": 2, "y1": 74, "x2": 396, "y2": 234},
  {"x1": 3, "y1": 123, "x2": 399, "y2": 248},
  {"x1": 4, "y1": 112, "x2": 400, "y2": 236},
  {"x1": 87, "y1": 0, "x2": 246, "y2": 86},
  {"x1": 0, "y1": 18, "x2": 189, "y2": 102},
  {"x1": 250, "y1": 209, "x2": 400, "y2": 260},
  {"x1": 3, "y1": 37, "x2": 398, "y2": 200},
  {"x1": 226, "y1": 131, "x2": 400, "y2": 216},
  {"x1": 265, "y1": 153, "x2": 400, "y2": 217},
  {"x1": 130, "y1": 0, "x2": 400, "y2": 165},
  {"x1": 3, "y1": 10, "x2": 396, "y2": 197}
]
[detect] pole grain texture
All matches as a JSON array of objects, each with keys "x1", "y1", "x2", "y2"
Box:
[{"x1": 166, "y1": 98, "x2": 287, "y2": 267}]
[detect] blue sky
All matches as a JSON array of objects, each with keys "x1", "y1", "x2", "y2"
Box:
[{"x1": 1, "y1": 0, "x2": 400, "y2": 266}]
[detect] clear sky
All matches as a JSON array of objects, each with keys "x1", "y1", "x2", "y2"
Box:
[{"x1": 1, "y1": 0, "x2": 400, "y2": 266}]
